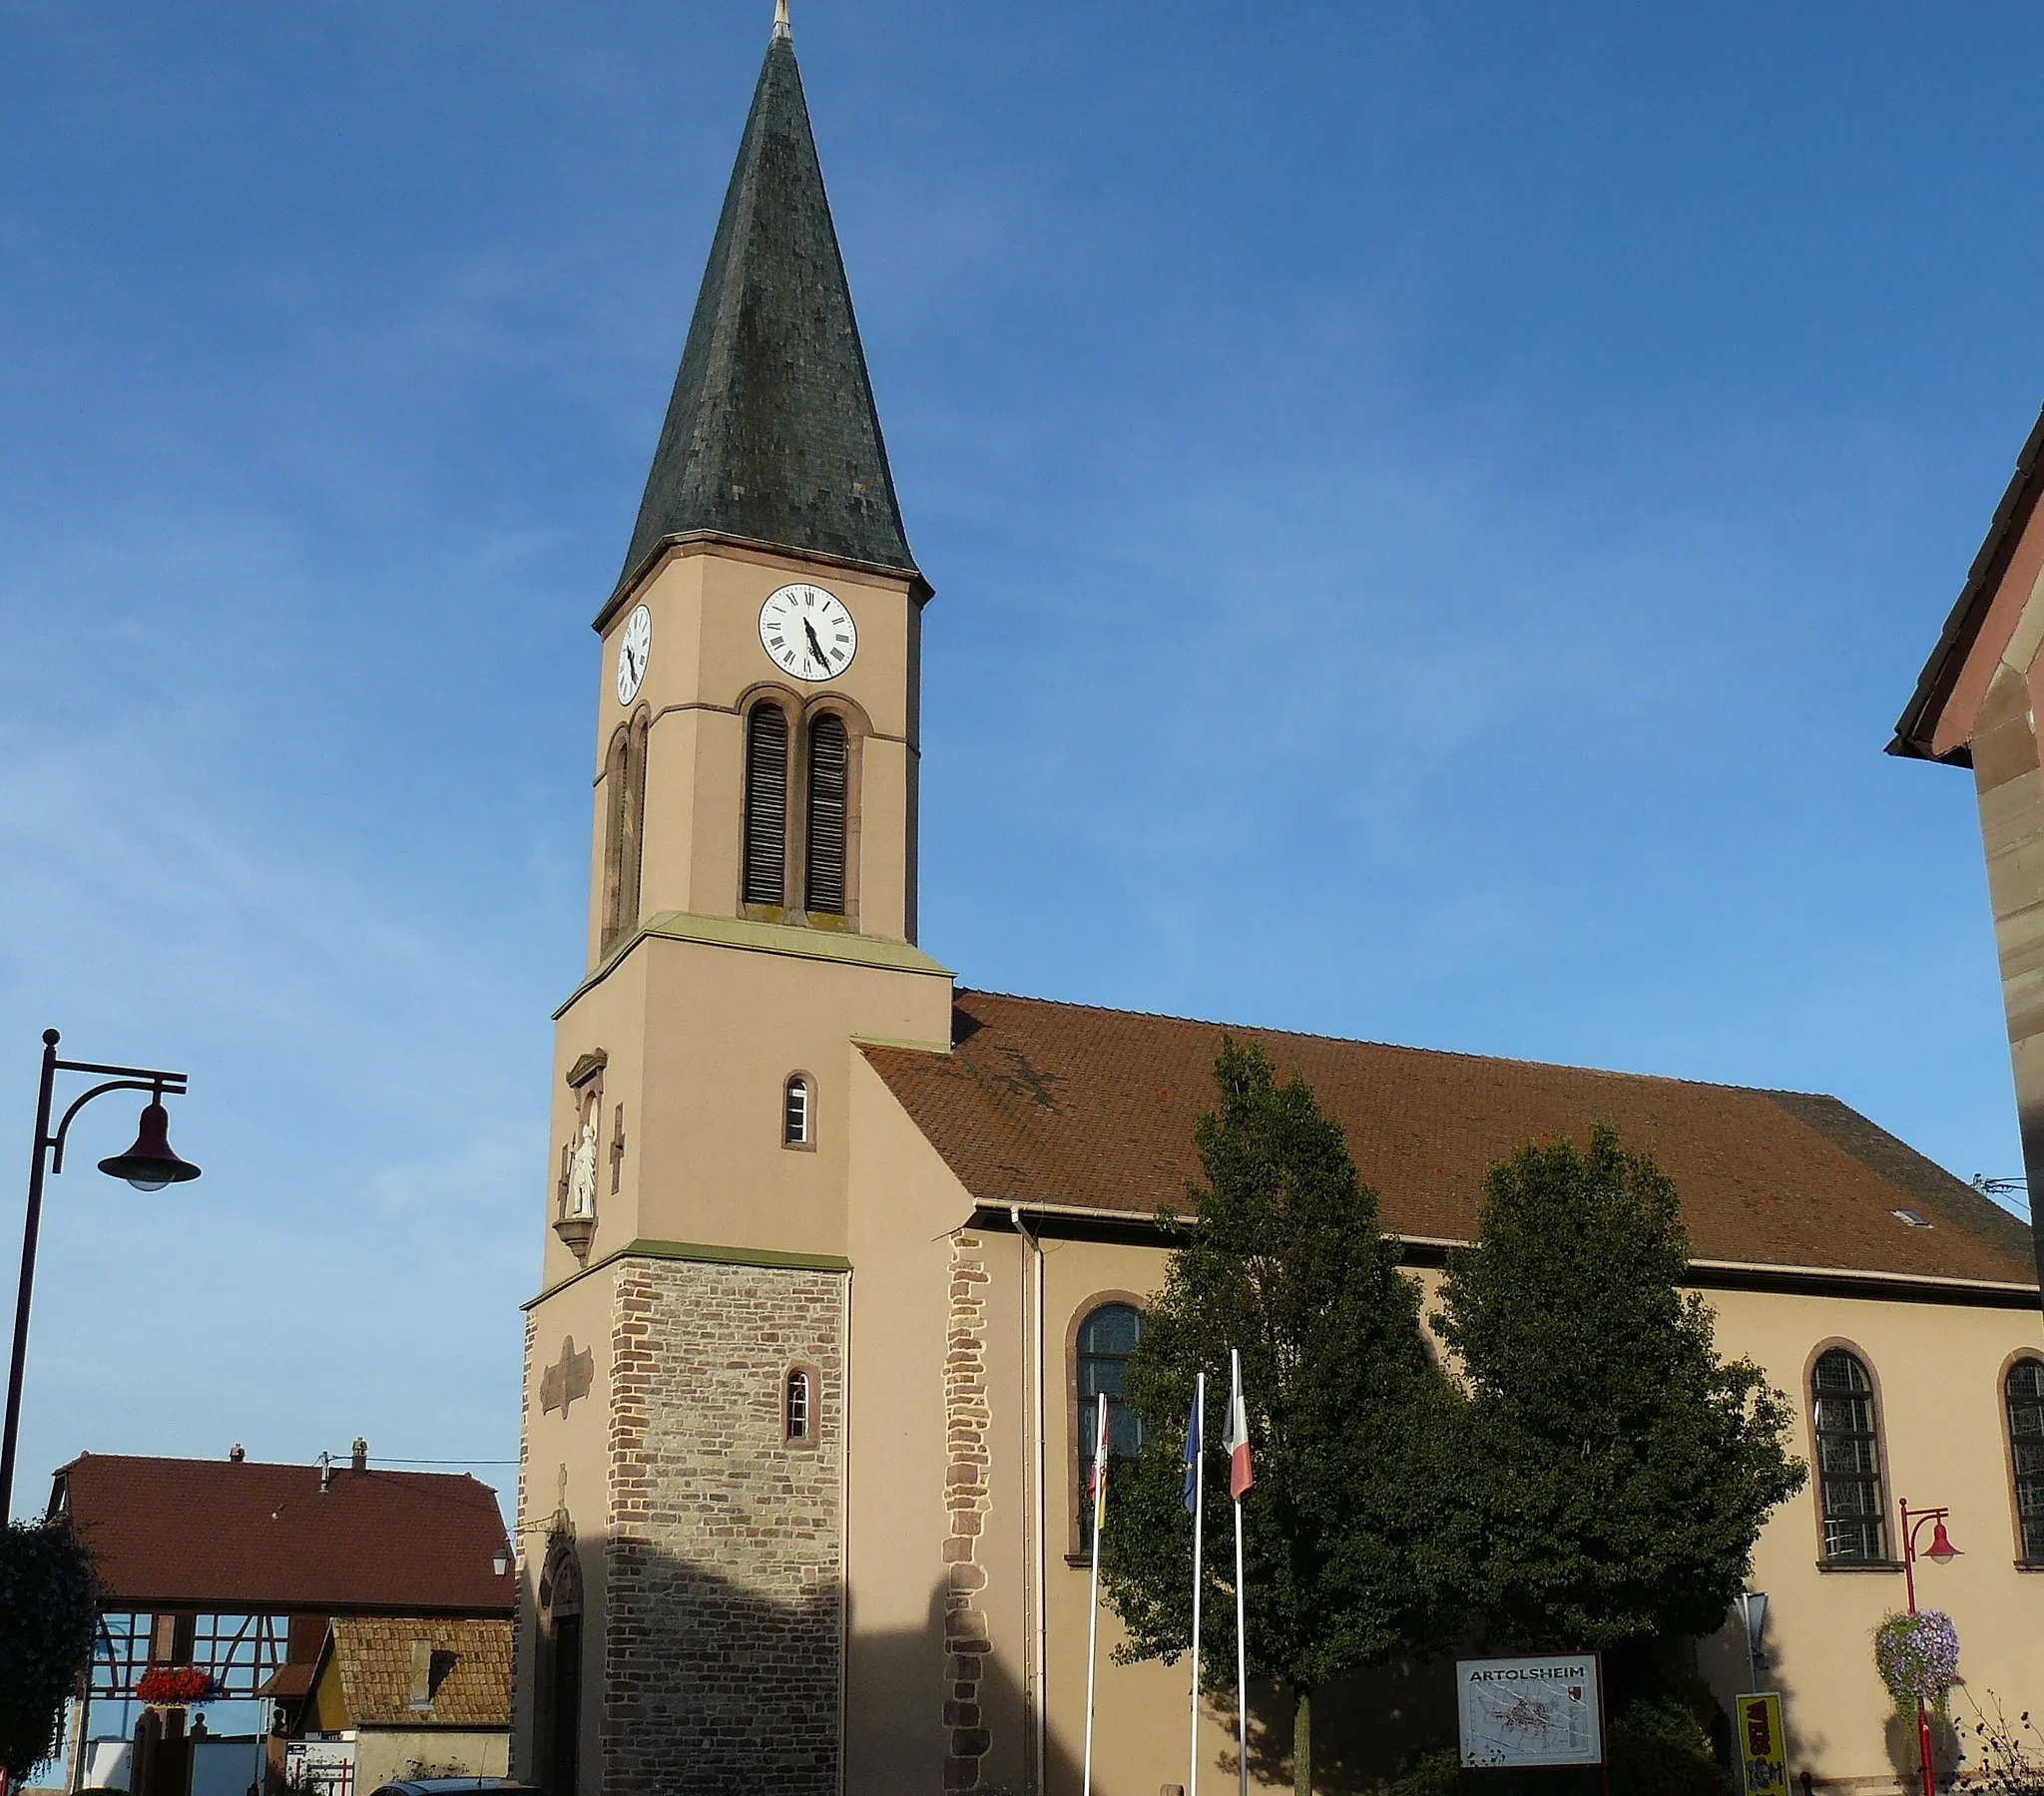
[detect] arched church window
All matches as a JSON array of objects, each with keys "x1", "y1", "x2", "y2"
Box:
[
  {"x1": 600, "y1": 708, "x2": 649, "y2": 957},
  {"x1": 743, "y1": 701, "x2": 790, "y2": 907},
  {"x1": 804, "y1": 712, "x2": 849, "y2": 915},
  {"x1": 2007, "y1": 1358, "x2": 2044, "y2": 1563},
  {"x1": 783, "y1": 1076, "x2": 812, "y2": 1148},
  {"x1": 1077, "y1": 1302, "x2": 1145, "y2": 1548},
  {"x1": 785, "y1": 1368, "x2": 812, "y2": 1443},
  {"x1": 1812, "y1": 1347, "x2": 1886, "y2": 1563}
]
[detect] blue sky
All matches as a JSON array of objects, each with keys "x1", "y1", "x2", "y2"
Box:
[{"x1": 1, "y1": 0, "x2": 2039, "y2": 1517}]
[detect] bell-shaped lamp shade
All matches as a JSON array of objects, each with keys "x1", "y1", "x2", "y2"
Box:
[
  {"x1": 97, "y1": 1102, "x2": 202, "y2": 1192},
  {"x1": 1927, "y1": 1520, "x2": 1961, "y2": 1564}
]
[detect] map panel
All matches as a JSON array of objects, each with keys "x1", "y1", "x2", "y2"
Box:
[{"x1": 1456, "y1": 1654, "x2": 1604, "y2": 1768}]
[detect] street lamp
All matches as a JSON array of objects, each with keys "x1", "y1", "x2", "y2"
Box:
[
  {"x1": 1900, "y1": 1499, "x2": 1961, "y2": 1796},
  {"x1": 1, "y1": 1029, "x2": 200, "y2": 1516}
]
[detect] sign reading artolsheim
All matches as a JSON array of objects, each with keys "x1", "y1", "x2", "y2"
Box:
[{"x1": 1455, "y1": 1653, "x2": 1605, "y2": 1768}]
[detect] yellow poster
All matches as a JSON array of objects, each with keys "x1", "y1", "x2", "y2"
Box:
[{"x1": 1737, "y1": 1692, "x2": 1787, "y2": 1794}]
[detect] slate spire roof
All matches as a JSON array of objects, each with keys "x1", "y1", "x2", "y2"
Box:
[{"x1": 616, "y1": 22, "x2": 922, "y2": 602}]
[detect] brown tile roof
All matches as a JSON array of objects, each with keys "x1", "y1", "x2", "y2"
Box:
[
  {"x1": 317, "y1": 1616, "x2": 513, "y2": 1728},
  {"x1": 257, "y1": 1664, "x2": 316, "y2": 1702},
  {"x1": 861, "y1": 990, "x2": 2038, "y2": 1290},
  {"x1": 49, "y1": 1455, "x2": 513, "y2": 1614}
]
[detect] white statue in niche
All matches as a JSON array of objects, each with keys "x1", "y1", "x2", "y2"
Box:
[{"x1": 567, "y1": 1113, "x2": 599, "y2": 1219}]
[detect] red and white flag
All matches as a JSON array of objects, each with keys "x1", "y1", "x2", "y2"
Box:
[
  {"x1": 1224, "y1": 1349, "x2": 1255, "y2": 1501},
  {"x1": 1090, "y1": 1391, "x2": 1112, "y2": 1503}
]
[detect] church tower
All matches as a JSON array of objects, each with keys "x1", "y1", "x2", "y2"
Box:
[{"x1": 515, "y1": 12, "x2": 954, "y2": 1792}]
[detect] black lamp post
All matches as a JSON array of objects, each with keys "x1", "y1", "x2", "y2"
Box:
[{"x1": 0, "y1": 1029, "x2": 200, "y2": 1517}]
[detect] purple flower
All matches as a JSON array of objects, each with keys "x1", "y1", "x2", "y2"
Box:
[{"x1": 1876, "y1": 1610, "x2": 1962, "y2": 1706}]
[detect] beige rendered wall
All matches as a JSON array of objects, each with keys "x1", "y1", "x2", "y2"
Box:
[
  {"x1": 1969, "y1": 619, "x2": 2044, "y2": 1290},
  {"x1": 1698, "y1": 1284, "x2": 2044, "y2": 1791},
  {"x1": 541, "y1": 926, "x2": 950, "y2": 1286},
  {"x1": 971, "y1": 1232, "x2": 2044, "y2": 1796},
  {"x1": 842, "y1": 1055, "x2": 984, "y2": 1795},
  {"x1": 587, "y1": 542, "x2": 921, "y2": 961},
  {"x1": 354, "y1": 1730, "x2": 509, "y2": 1792}
]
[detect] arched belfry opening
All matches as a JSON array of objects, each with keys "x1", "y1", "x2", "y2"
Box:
[
  {"x1": 804, "y1": 711, "x2": 848, "y2": 915},
  {"x1": 600, "y1": 706, "x2": 649, "y2": 956},
  {"x1": 743, "y1": 699, "x2": 792, "y2": 907}
]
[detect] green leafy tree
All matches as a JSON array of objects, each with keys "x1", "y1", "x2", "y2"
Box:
[
  {"x1": 1432, "y1": 1125, "x2": 1804, "y2": 1692},
  {"x1": 0, "y1": 1520, "x2": 101, "y2": 1780},
  {"x1": 1102, "y1": 1040, "x2": 1462, "y2": 1796}
]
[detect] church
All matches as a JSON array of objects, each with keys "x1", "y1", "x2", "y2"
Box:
[{"x1": 514, "y1": 15, "x2": 2044, "y2": 1794}]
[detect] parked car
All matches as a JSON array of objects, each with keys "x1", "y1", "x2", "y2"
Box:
[{"x1": 367, "y1": 1783, "x2": 543, "y2": 1796}]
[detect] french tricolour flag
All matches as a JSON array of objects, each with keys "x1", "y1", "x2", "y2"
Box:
[
  {"x1": 1090, "y1": 1391, "x2": 1112, "y2": 1504},
  {"x1": 1224, "y1": 1349, "x2": 1255, "y2": 1501}
]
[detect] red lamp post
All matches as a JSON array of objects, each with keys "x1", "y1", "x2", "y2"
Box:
[{"x1": 1899, "y1": 1499, "x2": 1960, "y2": 1796}]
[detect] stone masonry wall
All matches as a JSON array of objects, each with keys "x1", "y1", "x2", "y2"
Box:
[
  {"x1": 605, "y1": 1257, "x2": 846, "y2": 1796},
  {"x1": 942, "y1": 1231, "x2": 993, "y2": 1791}
]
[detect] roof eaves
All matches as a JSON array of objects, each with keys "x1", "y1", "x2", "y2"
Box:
[
  {"x1": 1890, "y1": 400, "x2": 2044, "y2": 763},
  {"x1": 597, "y1": 530, "x2": 932, "y2": 637}
]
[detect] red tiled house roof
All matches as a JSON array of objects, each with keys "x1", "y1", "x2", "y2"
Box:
[
  {"x1": 50, "y1": 1454, "x2": 514, "y2": 1614},
  {"x1": 863, "y1": 991, "x2": 2037, "y2": 1293},
  {"x1": 314, "y1": 1616, "x2": 514, "y2": 1727}
]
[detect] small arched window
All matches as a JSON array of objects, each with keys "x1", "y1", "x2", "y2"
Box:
[
  {"x1": 743, "y1": 701, "x2": 790, "y2": 907},
  {"x1": 1812, "y1": 1348, "x2": 1886, "y2": 1563},
  {"x1": 785, "y1": 1368, "x2": 812, "y2": 1444},
  {"x1": 804, "y1": 712, "x2": 849, "y2": 915},
  {"x1": 599, "y1": 711, "x2": 648, "y2": 957},
  {"x1": 2007, "y1": 1359, "x2": 2044, "y2": 1564},
  {"x1": 783, "y1": 1076, "x2": 812, "y2": 1148},
  {"x1": 1077, "y1": 1302, "x2": 1145, "y2": 1547}
]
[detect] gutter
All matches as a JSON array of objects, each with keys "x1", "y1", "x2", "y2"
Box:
[{"x1": 972, "y1": 1203, "x2": 2039, "y2": 1307}]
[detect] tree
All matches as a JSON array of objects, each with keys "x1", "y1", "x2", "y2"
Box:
[
  {"x1": 1102, "y1": 1039, "x2": 1461, "y2": 1796},
  {"x1": 1431, "y1": 1125, "x2": 1805, "y2": 1692},
  {"x1": 0, "y1": 1520, "x2": 100, "y2": 1780}
]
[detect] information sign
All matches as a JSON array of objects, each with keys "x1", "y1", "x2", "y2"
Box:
[
  {"x1": 1736, "y1": 1692, "x2": 1788, "y2": 1794},
  {"x1": 1455, "y1": 1653, "x2": 1604, "y2": 1768}
]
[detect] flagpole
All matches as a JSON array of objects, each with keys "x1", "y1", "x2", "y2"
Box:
[
  {"x1": 1188, "y1": 1370, "x2": 1207, "y2": 1796},
  {"x1": 1083, "y1": 1391, "x2": 1108, "y2": 1796},
  {"x1": 1232, "y1": 1348, "x2": 1249, "y2": 1796}
]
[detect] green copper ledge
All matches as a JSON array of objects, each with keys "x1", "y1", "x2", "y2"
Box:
[
  {"x1": 525, "y1": 1235, "x2": 853, "y2": 1309},
  {"x1": 555, "y1": 909, "x2": 953, "y2": 1017}
]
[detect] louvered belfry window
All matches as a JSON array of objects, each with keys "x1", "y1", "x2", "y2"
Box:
[
  {"x1": 1812, "y1": 1348, "x2": 1886, "y2": 1562},
  {"x1": 742, "y1": 702, "x2": 789, "y2": 906},
  {"x1": 805, "y1": 712, "x2": 849, "y2": 915},
  {"x1": 2008, "y1": 1359, "x2": 2044, "y2": 1563}
]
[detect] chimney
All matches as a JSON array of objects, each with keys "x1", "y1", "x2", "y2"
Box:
[
  {"x1": 229, "y1": 1445, "x2": 245, "y2": 1463},
  {"x1": 351, "y1": 1437, "x2": 368, "y2": 1476},
  {"x1": 318, "y1": 1452, "x2": 332, "y2": 1494}
]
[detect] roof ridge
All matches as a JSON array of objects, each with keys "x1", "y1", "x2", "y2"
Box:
[{"x1": 952, "y1": 986, "x2": 1837, "y2": 1102}]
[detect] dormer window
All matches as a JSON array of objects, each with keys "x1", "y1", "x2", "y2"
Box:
[{"x1": 783, "y1": 1076, "x2": 812, "y2": 1148}]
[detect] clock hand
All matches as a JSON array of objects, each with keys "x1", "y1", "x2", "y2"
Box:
[{"x1": 803, "y1": 620, "x2": 830, "y2": 674}]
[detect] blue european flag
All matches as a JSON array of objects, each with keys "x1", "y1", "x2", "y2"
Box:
[{"x1": 1183, "y1": 1384, "x2": 1203, "y2": 1515}]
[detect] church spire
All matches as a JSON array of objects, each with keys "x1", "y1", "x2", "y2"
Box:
[{"x1": 615, "y1": 21, "x2": 923, "y2": 603}]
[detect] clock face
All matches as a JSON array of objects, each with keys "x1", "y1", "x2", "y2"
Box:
[
  {"x1": 759, "y1": 584, "x2": 856, "y2": 681},
  {"x1": 615, "y1": 604, "x2": 652, "y2": 705}
]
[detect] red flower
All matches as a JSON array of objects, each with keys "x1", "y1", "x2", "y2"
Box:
[{"x1": 138, "y1": 1666, "x2": 215, "y2": 1705}]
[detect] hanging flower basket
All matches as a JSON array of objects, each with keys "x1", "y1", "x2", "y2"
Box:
[
  {"x1": 137, "y1": 1666, "x2": 216, "y2": 1706},
  {"x1": 1875, "y1": 1610, "x2": 1961, "y2": 1714}
]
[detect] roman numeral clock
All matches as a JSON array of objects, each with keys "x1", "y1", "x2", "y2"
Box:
[{"x1": 760, "y1": 583, "x2": 858, "y2": 680}]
